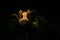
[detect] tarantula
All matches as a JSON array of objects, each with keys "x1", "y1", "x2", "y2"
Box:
[
  {"x1": 8, "y1": 9, "x2": 47, "y2": 34},
  {"x1": 10, "y1": 9, "x2": 36, "y2": 25}
]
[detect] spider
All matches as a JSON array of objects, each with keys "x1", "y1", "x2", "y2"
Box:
[{"x1": 11, "y1": 9, "x2": 35, "y2": 24}]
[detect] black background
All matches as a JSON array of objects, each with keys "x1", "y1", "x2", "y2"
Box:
[{"x1": 0, "y1": 0, "x2": 60, "y2": 40}]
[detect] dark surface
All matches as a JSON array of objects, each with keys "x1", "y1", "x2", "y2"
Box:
[{"x1": 0, "y1": 0, "x2": 60, "y2": 40}]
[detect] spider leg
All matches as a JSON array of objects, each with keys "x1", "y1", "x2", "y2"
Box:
[{"x1": 11, "y1": 14, "x2": 20, "y2": 21}]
